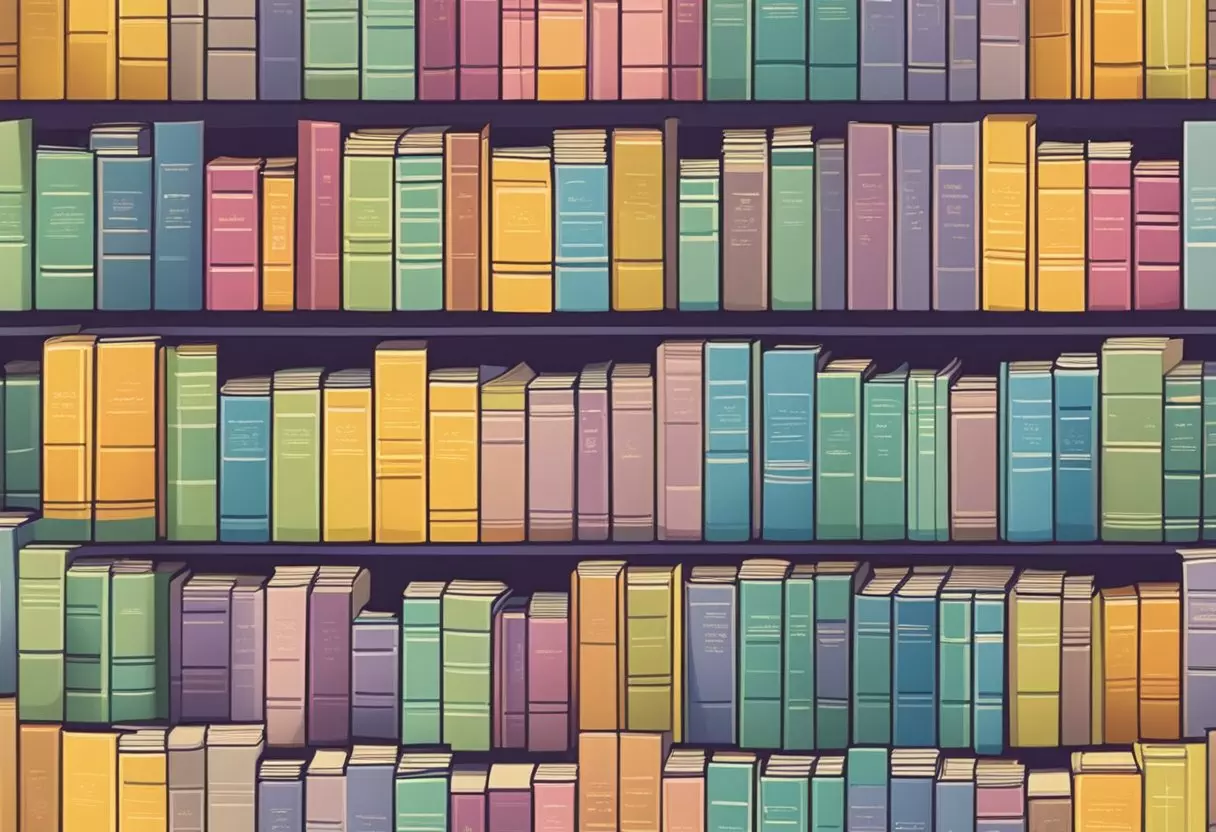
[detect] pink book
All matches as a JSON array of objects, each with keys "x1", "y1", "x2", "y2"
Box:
[
  {"x1": 590, "y1": 0, "x2": 620, "y2": 98},
  {"x1": 502, "y1": 0, "x2": 537, "y2": 98},
  {"x1": 492, "y1": 598, "x2": 528, "y2": 750},
  {"x1": 657, "y1": 341, "x2": 703, "y2": 541},
  {"x1": 205, "y1": 157, "x2": 262, "y2": 310},
  {"x1": 452, "y1": 766, "x2": 489, "y2": 832},
  {"x1": 976, "y1": 762, "x2": 1027, "y2": 829},
  {"x1": 421, "y1": 0, "x2": 459, "y2": 98},
  {"x1": 670, "y1": 0, "x2": 703, "y2": 98},
  {"x1": 528, "y1": 374, "x2": 577, "y2": 542},
  {"x1": 460, "y1": 0, "x2": 501, "y2": 97},
  {"x1": 577, "y1": 364, "x2": 611, "y2": 542},
  {"x1": 532, "y1": 765, "x2": 576, "y2": 832},
  {"x1": 265, "y1": 566, "x2": 317, "y2": 747},
  {"x1": 488, "y1": 765, "x2": 533, "y2": 832},
  {"x1": 847, "y1": 123, "x2": 895, "y2": 310},
  {"x1": 296, "y1": 121, "x2": 341, "y2": 311},
  {"x1": 1086, "y1": 143, "x2": 1133, "y2": 311},
  {"x1": 610, "y1": 364, "x2": 655, "y2": 542},
  {"x1": 1134, "y1": 160, "x2": 1182, "y2": 310},
  {"x1": 620, "y1": 0, "x2": 668, "y2": 97},
  {"x1": 526, "y1": 593, "x2": 570, "y2": 752}
]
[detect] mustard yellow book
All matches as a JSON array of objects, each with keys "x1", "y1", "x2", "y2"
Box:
[
  {"x1": 1091, "y1": 589, "x2": 1105, "y2": 743},
  {"x1": 0, "y1": 0, "x2": 15, "y2": 98},
  {"x1": 1030, "y1": 0, "x2": 1073, "y2": 97},
  {"x1": 95, "y1": 336, "x2": 160, "y2": 542},
  {"x1": 612, "y1": 128, "x2": 664, "y2": 312},
  {"x1": 982, "y1": 116, "x2": 1037, "y2": 311},
  {"x1": 573, "y1": 560, "x2": 627, "y2": 731},
  {"x1": 1035, "y1": 142, "x2": 1086, "y2": 312},
  {"x1": 1134, "y1": 742, "x2": 1203, "y2": 832},
  {"x1": 491, "y1": 146, "x2": 554, "y2": 313},
  {"x1": 63, "y1": 730, "x2": 118, "y2": 832},
  {"x1": 1072, "y1": 751, "x2": 1143, "y2": 832},
  {"x1": 43, "y1": 335, "x2": 97, "y2": 541},
  {"x1": 625, "y1": 565, "x2": 684, "y2": 740},
  {"x1": 1093, "y1": 0, "x2": 1143, "y2": 97},
  {"x1": 537, "y1": 0, "x2": 586, "y2": 99},
  {"x1": 323, "y1": 369, "x2": 372, "y2": 542},
  {"x1": 261, "y1": 158, "x2": 297, "y2": 311},
  {"x1": 0, "y1": 699, "x2": 14, "y2": 832},
  {"x1": 1009, "y1": 570, "x2": 1064, "y2": 747},
  {"x1": 117, "y1": 0, "x2": 167, "y2": 99},
  {"x1": 19, "y1": 0, "x2": 65, "y2": 98},
  {"x1": 1184, "y1": 742, "x2": 1205, "y2": 832},
  {"x1": 374, "y1": 340, "x2": 427, "y2": 542},
  {"x1": 117, "y1": 729, "x2": 166, "y2": 832},
  {"x1": 429, "y1": 367, "x2": 500, "y2": 543},
  {"x1": 1145, "y1": 0, "x2": 1205, "y2": 97},
  {"x1": 1075, "y1": 0, "x2": 1092, "y2": 97},
  {"x1": 67, "y1": 0, "x2": 117, "y2": 99},
  {"x1": 19, "y1": 724, "x2": 60, "y2": 832}
]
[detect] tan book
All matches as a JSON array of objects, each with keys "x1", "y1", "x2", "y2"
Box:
[
  {"x1": 527, "y1": 373, "x2": 578, "y2": 541},
  {"x1": 656, "y1": 341, "x2": 704, "y2": 541},
  {"x1": 480, "y1": 363, "x2": 536, "y2": 543},
  {"x1": 265, "y1": 566, "x2": 318, "y2": 746},
  {"x1": 611, "y1": 363, "x2": 656, "y2": 541}
]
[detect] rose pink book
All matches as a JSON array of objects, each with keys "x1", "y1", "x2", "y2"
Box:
[
  {"x1": 502, "y1": 0, "x2": 537, "y2": 98},
  {"x1": 949, "y1": 376, "x2": 998, "y2": 541},
  {"x1": 421, "y1": 0, "x2": 458, "y2": 98},
  {"x1": 1133, "y1": 160, "x2": 1182, "y2": 311},
  {"x1": 492, "y1": 598, "x2": 529, "y2": 749},
  {"x1": 610, "y1": 364, "x2": 656, "y2": 542},
  {"x1": 265, "y1": 566, "x2": 317, "y2": 747},
  {"x1": 488, "y1": 765, "x2": 533, "y2": 832},
  {"x1": 296, "y1": 121, "x2": 341, "y2": 311},
  {"x1": 661, "y1": 750, "x2": 706, "y2": 832},
  {"x1": 590, "y1": 0, "x2": 620, "y2": 98},
  {"x1": 577, "y1": 363, "x2": 611, "y2": 541},
  {"x1": 527, "y1": 593, "x2": 570, "y2": 751},
  {"x1": 620, "y1": 0, "x2": 667, "y2": 97},
  {"x1": 976, "y1": 761, "x2": 1027, "y2": 828},
  {"x1": 460, "y1": 0, "x2": 501, "y2": 98},
  {"x1": 205, "y1": 157, "x2": 262, "y2": 310},
  {"x1": 532, "y1": 765, "x2": 576, "y2": 832},
  {"x1": 670, "y1": 0, "x2": 703, "y2": 98},
  {"x1": 847, "y1": 122, "x2": 896, "y2": 310},
  {"x1": 527, "y1": 373, "x2": 577, "y2": 541},
  {"x1": 451, "y1": 766, "x2": 489, "y2": 832},
  {"x1": 657, "y1": 342, "x2": 703, "y2": 541},
  {"x1": 1086, "y1": 146, "x2": 1133, "y2": 311}
]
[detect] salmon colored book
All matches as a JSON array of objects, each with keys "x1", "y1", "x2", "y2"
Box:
[{"x1": 572, "y1": 561, "x2": 626, "y2": 730}]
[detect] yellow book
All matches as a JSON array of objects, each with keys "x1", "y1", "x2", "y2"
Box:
[
  {"x1": 63, "y1": 730, "x2": 118, "y2": 832},
  {"x1": 1075, "y1": 0, "x2": 1092, "y2": 97},
  {"x1": 537, "y1": 0, "x2": 586, "y2": 99},
  {"x1": 261, "y1": 158, "x2": 297, "y2": 312},
  {"x1": 573, "y1": 560, "x2": 628, "y2": 730},
  {"x1": 117, "y1": 729, "x2": 166, "y2": 832},
  {"x1": 19, "y1": 724, "x2": 60, "y2": 832},
  {"x1": 0, "y1": 699, "x2": 13, "y2": 832},
  {"x1": 1134, "y1": 742, "x2": 1204, "y2": 832},
  {"x1": 43, "y1": 335, "x2": 97, "y2": 541},
  {"x1": 1091, "y1": 591, "x2": 1105, "y2": 743},
  {"x1": 1009, "y1": 569, "x2": 1064, "y2": 747},
  {"x1": 428, "y1": 367, "x2": 496, "y2": 542},
  {"x1": 1030, "y1": 0, "x2": 1073, "y2": 97},
  {"x1": 67, "y1": 0, "x2": 118, "y2": 99},
  {"x1": 374, "y1": 340, "x2": 428, "y2": 542},
  {"x1": 323, "y1": 369, "x2": 372, "y2": 542},
  {"x1": 1184, "y1": 742, "x2": 1205, "y2": 832},
  {"x1": 1146, "y1": 0, "x2": 1205, "y2": 97},
  {"x1": 0, "y1": 0, "x2": 15, "y2": 97},
  {"x1": 95, "y1": 336, "x2": 160, "y2": 541},
  {"x1": 491, "y1": 146, "x2": 554, "y2": 313},
  {"x1": 117, "y1": 0, "x2": 167, "y2": 99},
  {"x1": 19, "y1": 0, "x2": 65, "y2": 98},
  {"x1": 1035, "y1": 142, "x2": 1086, "y2": 312},
  {"x1": 1093, "y1": 0, "x2": 1143, "y2": 97},
  {"x1": 982, "y1": 115, "x2": 1037, "y2": 311},
  {"x1": 1072, "y1": 751, "x2": 1143, "y2": 832},
  {"x1": 625, "y1": 564, "x2": 684, "y2": 738},
  {"x1": 612, "y1": 128, "x2": 664, "y2": 311}
]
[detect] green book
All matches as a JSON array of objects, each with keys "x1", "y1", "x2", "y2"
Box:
[
  {"x1": 863, "y1": 365, "x2": 909, "y2": 540},
  {"x1": 678, "y1": 159, "x2": 721, "y2": 311},
  {"x1": 1204, "y1": 361, "x2": 1216, "y2": 540},
  {"x1": 934, "y1": 359, "x2": 961, "y2": 540},
  {"x1": 770, "y1": 130, "x2": 814, "y2": 309},
  {"x1": 625, "y1": 567, "x2": 677, "y2": 731},
  {"x1": 760, "y1": 756, "x2": 812, "y2": 832},
  {"x1": 937, "y1": 569, "x2": 975, "y2": 749},
  {"x1": 154, "y1": 561, "x2": 189, "y2": 720},
  {"x1": 441, "y1": 580, "x2": 510, "y2": 751},
  {"x1": 362, "y1": 0, "x2": 416, "y2": 99},
  {"x1": 708, "y1": 752, "x2": 757, "y2": 832},
  {"x1": 906, "y1": 369, "x2": 936, "y2": 541},
  {"x1": 343, "y1": 130, "x2": 401, "y2": 311},
  {"x1": 396, "y1": 128, "x2": 445, "y2": 311},
  {"x1": 3, "y1": 361, "x2": 39, "y2": 509},
  {"x1": 304, "y1": 0, "x2": 360, "y2": 99},
  {"x1": 816, "y1": 359, "x2": 875, "y2": 540},
  {"x1": 706, "y1": 0, "x2": 753, "y2": 99},
  {"x1": 782, "y1": 564, "x2": 815, "y2": 750},
  {"x1": 739, "y1": 559, "x2": 788, "y2": 749},
  {"x1": 110, "y1": 560, "x2": 157, "y2": 721},
  {"x1": 394, "y1": 752, "x2": 452, "y2": 832},
  {"x1": 0, "y1": 119, "x2": 33, "y2": 311},
  {"x1": 402, "y1": 581, "x2": 445, "y2": 745},
  {"x1": 64, "y1": 557, "x2": 112, "y2": 723},
  {"x1": 35, "y1": 145, "x2": 95, "y2": 310},
  {"x1": 166, "y1": 345, "x2": 218, "y2": 541},
  {"x1": 1165, "y1": 361, "x2": 1202, "y2": 542},
  {"x1": 808, "y1": 0, "x2": 857, "y2": 99},
  {"x1": 0, "y1": 514, "x2": 35, "y2": 696},
  {"x1": 755, "y1": 0, "x2": 808, "y2": 99},
  {"x1": 852, "y1": 568, "x2": 906, "y2": 745},
  {"x1": 1101, "y1": 337, "x2": 1183, "y2": 541},
  {"x1": 810, "y1": 757, "x2": 846, "y2": 832},
  {"x1": 845, "y1": 749, "x2": 888, "y2": 827},
  {"x1": 815, "y1": 561, "x2": 864, "y2": 750},
  {"x1": 272, "y1": 367, "x2": 323, "y2": 542}
]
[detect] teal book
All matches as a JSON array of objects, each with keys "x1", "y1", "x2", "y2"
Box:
[
  {"x1": 808, "y1": 0, "x2": 857, "y2": 98},
  {"x1": 395, "y1": 128, "x2": 446, "y2": 311},
  {"x1": 863, "y1": 364, "x2": 908, "y2": 539},
  {"x1": 708, "y1": 752, "x2": 758, "y2": 832},
  {"x1": 18, "y1": 545, "x2": 77, "y2": 722},
  {"x1": 816, "y1": 359, "x2": 875, "y2": 540},
  {"x1": 394, "y1": 753, "x2": 451, "y2": 832},
  {"x1": 154, "y1": 561, "x2": 189, "y2": 721},
  {"x1": 1205, "y1": 361, "x2": 1216, "y2": 540},
  {"x1": 846, "y1": 749, "x2": 889, "y2": 832},
  {"x1": 755, "y1": 0, "x2": 808, "y2": 99},
  {"x1": 165, "y1": 345, "x2": 219, "y2": 541},
  {"x1": 1002, "y1": 361, "x2": 1055, "y2": 542},
  {"x1": 110, "y1": 561, "x2": 157, "y2": 721},
  {"x1": 3, "y1": 361, "x2": 39, "y2": 509},
  {"x1": 705, "y1": 340, "x2": 760, "y2": 541},
  {"x1": 770, "y1": 129, "x2": 815, "y2": 308},
  {"x1": 739, "y1": 559, "x2": 789, "y2": 749},
  {"x1": 782, "y1": 565, "x2": 815, "y2": 750},
  {"x1": 1054, "y1": 353, "x2": 1099, "y2": 541},
  {"x1": 304, "y1": 0, "x2": 360, "y2": 98},
  {"x1": 1185, "y1": 122, "x2": 1216, "y2": 308},
  {"x1": 934, "y1": 360, "x2": 961, "y2": 540},
  {"x1": 343, "y1": 130, "x2": 400, "y2": 311},
  {"x1": 811, "y1": 757, "x2": 846, "y2": 832},
  {"x1": 35, "y1": 146, "x2": 95, "y2": 310},
  {"x1": 0, "y1": 514, "x2": 35, "y2": 695},
  {"x1": 271, "y1": 368, "x2": 324, "y2": 542},
  {"x1": 893, "y1": 568, "x2": 947, "y2": 747},
  {"x1": 1165, "y1": 361, "x2": 1203, "y2": 542},
  {"x1": 402, "y1": 581, "x2": 444, "y2": 745},
  {"x1": 678, "y1": 159, "x2": 721, "y2": 310},
  {"x1": 762, "y1": 345, "x2": 823, "y2": 540},
  {"x1": 816, "y1": 561, "x2": 867, "y2": 749},
  {"x1": 362, "y1": 0, "x2": 416, "y2": 99},
  {"x1": 761, "y1": 756, "x2": 813, "y2": 832},
  {"x1": 938, "y1": 569, "x2": 976, "y2": 749},
  {"x1": 972, "y1": 570, "x2": 1013, "y2": 756},
  {"x1": 554, "y1": 130, "x2": 610, "y2": 312},
  {"x1": 64, "y1": 558, "x2": 112, "y2": 723},
  {"x1": 90, "y1": 124, "x2": 153, "y2": 310},
  {"x1": 441, "y1": 580, "x2": 511, "y2": 751},
  {"x1": 906, "y1": 368, "x2": 936, "y2": 541},
  {"x1": 851, "y1": 568, "x2": 907, "y2": 745},
  {"x1": 707, "y1": 0, "x2": 753, "y2": 98},
  {"x1": 0, "y1": 120, "x2": 33, "y2": 310}
]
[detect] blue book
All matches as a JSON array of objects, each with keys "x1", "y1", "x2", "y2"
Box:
[
  {"x1": 893, "y1": 568, "x2": 945, "y2": 747},
  {"x1": 1002, "y1": 361, "x2": 1054, "y2": 541},
  {"x1": 259, "y1": 0, "x2": 302, "y2": 99},
  {"x1": 258, "y1": 776, "x2": 304, "y2": 832},
  {"x1": 811, "y1": 757, "x2": 846, "y2": 832},
  {"x1": 153, "y1": 122, "x2": 204, "y2": 310},
  {"x1": 1185, "y1": 121, "x2": 1216, "y2": 309},
  {"x1": 934, "y1": 760, "x2": 976, "y2": 832},
  {"x1": 852, "y1": 568, "x2": 906, "y2": 745},
  {"x1": 783, "y1": 565, "x2": 816, "y2": 750},
  {"x1": 761, "y1": 757, "x2": 812, "y2": 832},
  {"x1": 91, "y1": 125, "x2": 153, "y2": 310},
  {"x1": 219, "y1": 377, "x2": 272, "y2": 542},
  {"x1": 705, "y1": 340, "x2": 759, "y2": 541},
  {"x1": 762, "y1": 345, "x2": 823, "y2": 540},
  {"x1": 739, "y1": 560, "x2": 788, "y2": 749},
  {"x1": 1054, "y1": 354, "x2": 1099, "y2": 541},
  {"x1": 346, "y1": 756, "x2": 394, "y2": 832},
  {"x1": 973, "y1": 579, "x2": 1010, "y2": 755},
  {"x1": 554, "y1": 139, "x2": 610, "y2": 311},
  {"x1": 685, "y1": 566, "x2": 739, "y2": 744},
  {"x1": 0, "y1": 516, "x2": 35, "y2": 695},
  {"x1": 845, "y1": 749, "x2": 888, "y2": 832},
  {"x1": 890, "y1": 753, "x2": 937, "y2": 832},
  {"x1": 816, "y1": 561, "x2": 867, "y2": 749}
]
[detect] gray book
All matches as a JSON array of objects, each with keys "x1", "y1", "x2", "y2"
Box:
[
  {"x1": 907, "y1": 0, "x2": 946, "y2": 98},
  {"x1": 206, "y1": 0, "x2": 258, "y2": 100},
  {"x1": 258, "y1": 760, "x2": 306, "y2": 832},
  {"x1": 230, "y1": 576, "x2": 266, "y2": 723},
  {"x1": 170, "y1": 0, "x2": 205, "y2": 100},
  {"x1": 815, "y1": 139, "x2": 847, "y2": 311},
  {"x1": 931, "y1": 122, "x2": 980, "y2": 311},
  {"x1": 168, "y1": 727, "x2": 207, "y2": 832},
  {"x1": 1183, "y1": 550, "x2": 1216, "y2": 737},
  {"x1": 978, "y1": 0, "x2": 1026, "y2": 99},
  {"x1": 935, "y1": 759, "x2": 977, "y2": 832},
  {"x1": 347, "y1": 748, "x2": 397, "y2": 832},
  {"x1": 947, "y1": 0, "x2": 978, "y2": 100},
  {"x1": 860, "y1": 0, "x2": 906, "y2": 99},
  {"x1": 352, "y1": 612, "x2": 401, "y2": 741},
  {"x1": 897, "y1": 126, "x2": 932, "y2": 311},
  {"x1": 684, "y1": 566, "x2": 738, "y2": 745}
]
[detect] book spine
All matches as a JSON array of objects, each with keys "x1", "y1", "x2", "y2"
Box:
[
  {"x1": 308, "y1": 592, "x2": 353, "y2": 745},
  {"x1": 169, "y1": 0, "x2": 204, "y2": 99},
  {"x1": 259, "y1": 0, "x2": 302, "y2": 98},
  {"x1": 781, "y1": 576, "x2": 815, "y2": 750},
  {"x1": 352, "y1": 618, "x2": 400, "y2": 741},
  {"x1": 893, "y1": 594, "x2": 938, "y2": 746},
  {"x1": 1186, "y1": 124, "x2": 1216, "y2": 309},
  {"x1": 947, "y1": 0, "x2": 978, "y2": 98},
  {"x1": 500, "y1": 610, "x2": 529, "y2": 747},
  {"x1": 973, "y1": 593, "x2": 1006, "y2": 754},
  {"x1": 863, "y1": 379, "x2": 907, "y2": 539},
  {"x1": 852, "y1": 595, "x2": 893, "y2": 744},
  {"x1": 461, "y1": 0, "x2": 501, "y2": 98},
  {"x1": 502, "y1": 0, "x2": 538, "y2": 98},
  {"x1": 685, "y1": 582, "x2": 737, "y2": 744},
  {"x1": 396, "y1": 151, "x2": 445, "y2": 310},
  {"x1": 152, "y1": 122, "x2": 204, "y2": 310},
  {"x1": 64, "y1": 565, "x2": 110, "y2": 722},
  {"x1": 401, "y1": 596, "x2": 442, "y2": 744},
  {"x1": 444, "y1": 132, "x2": 485, "y2": 310},
  {"x1": 1135, "y1": 165, "x2": 1183, "y2": 310},
  {"x1": 527, "y1": 612, "x2": 570, "y2": 750},
  {"x1": 35, "y1": 150, "x2": 95, "y2": 310},
  {"x1": 978, "y1": 0, "x2": 1026, "y2": 98},
  {"x1": 762, "y1": 350, "x2": 816, "y2": 540},
  {"x1": 576, "y1": 386, "x2": 610, "y2": 541},
  {"x1": 1088, "y1": 157, "x2": 1134, "y2": 311},
  {"x1": 362, "y1": 0, "x2": 417, "y2": 99},
  {"x1": 771, "y1": 145, "x2": 816, "y2": 310},
  {"x1": 66, "y1": 0, "x2": 117, "y2": 99},
  {"x1": 610, "y1": 377, "x2": 656, "y2": 542},
  {"x1": 528, "y1": 388, "x2": 576, "y2": 541},
  {"x1": 219, "y1": 393, "x2": 271, "y2": 542},
  {"x1": 262, "y1": 170, "x2": 297, "y2": 310},
  {"x1": 739, "y1": 577, "x2": 784, "y2": 748},
  {"x1": 1005, "y1": 369, "x2": 1054, "y2": 542},
  {"x1": 890, "y1": 777, "x2": 933, "y2": 832},
  {"x1": 950, "y1": 383, "x2": 998, "y2": 541},
  {"x1": 97, "y1": 154, "x2": 153, "y2": 310},
  {"x1": 0, "y1": 121, "x2": 32, "y2": 311},
  {"x1": 18, "y1": 0, "x2": 65, "y2": 99},
  {"x1": 935, "y1": 781, "x2": 976, "y2": 832},
  {"x1": 816, "y1": 574, "x2": 852, "y2": 749},
  {"x1": 670, "y1": 0, "x2": 704, "y2": 97},
  {"x1": 206, "y1": 0, "x2": 257, "y2": 99},
  {"x1": 817, "y1": 372, "x2": 863, "y2": 539},
  {"x1": 847, "y1": 123, "x2": 894, "y2": 310},
  {"x1": 1166, "y1": 372, "x2": 1203, "y2": 543},
  {"x1": 907, "y1": 0, "x2": 946, "y2": 98},
  {"x1": 907, "y1": 376, "x2": 935, "y2": 540},
  {"x1": 297, "y1": 122, "x2": 342, "y2": 310},
  {"x1": 754, "y1": 0, "x2": 806, "y2": 99},
  {"x1": 3, "y1": 374, "x2": 38, "y2": 510},
  {"x1": 181, "y1": 587, "x2": 231, "y2": 722},
  {"x1": 938, "y1": 595, "x2": 972, "y2": 747},
  {"x1": 259, "y1": 780, "x2": 304, "y2": 832},
  {"x1": 110, "y1": 571, "x2": 157, "y2": 721},
  {"x1": 421, "y1": 0, "x2": 458, "y2": 98},
  {"x1": 931, "y1": 122, "x2": 979, "y2": 310},
  {"x1": 846, "y1": 749, "x2": 889, "y2": 832},
  {"x1": 860, "y1": 0, "x2": 905, "y2": 99},
  {"x1": 706, "y1": 0, "x2": 752, "y2": 98},
  {"x1": 266, "y1": 582, "x2": 309, "y2": 746},
  {"x1": 808, "y1": 0, "x2": 858, "y2": 97},
  {"x1": 303, "y1": 0, "x2": 359, "y2": 97},
  {"x1": 347, "y1": 764, "x2": 394, "y2": 832},
  {"x1": 678, "y1": 167, "x2": 721, "y2": 309},
  {"x1": 230, "y1": 588, "x2": 265, "y2": 722},
  {"x1": 1184, "y1": 559, "x2": 1216, "y2": 737},
  {"x1": 815, "y1": 140, "x2": 847, "y2": 309},
  {"x1": 1060, "y1": 589, "x2": 1094, "y2": 745},
  {"x1": 621, "y1": 0, "x2": 669, "y2": 97},
  {"x1": 722, "y1": 154, "x2": 769, "y2": 311},
  {"x1": 343, "y1": 155, "x2": 394, "y2": 312},
  {"x1": 555, "y1": 163, "x2": 610, "y2": 311},
  {"x1": 1101, "y1": 347, "x2": 1168, "y2": 542},
  {"x1": 1054, "y1": 366, "x2": 1099, "y2": 541},
  {"x1": 205, "y1": 161, "x2": 259, "y2": 310},
  {"x1": 1205, "y1": 366, "x2": 1216, "y2": 541},
  {"x1": 896, "y1": 126, "x2": 931, "y2": 310},
  {"x1": 272, "y1": 387, "x2": 322, "y2": 542},
  {"x1": 705, "y1": 343, "x2": 755, "y2": 541},
  {"x1": 589, "y1": 0, "x2": 620, "y2": 98}
]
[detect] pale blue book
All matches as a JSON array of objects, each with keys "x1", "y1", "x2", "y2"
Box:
[
  {"x1": 1002, "y1": 361, "x2": 1055, "y2": 541},
  {"x1": 554, "y1": 130, "x2": 610, "y2": 311},
  {"x1": 762, "y1": 345, "x2": 824, "y2": 540},
  {"x1": 705, "y1": 341, "x2": 760, "y2": 541},
  {"x1": 1185, "y1": 121, "x2": 1216, "y2": 309}
]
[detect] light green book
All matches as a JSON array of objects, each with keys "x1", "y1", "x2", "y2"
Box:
[
  {"x1": 394, "y1": 752, "x2": 452, "y2": 832},
  {"x1": 1165, "y1": 361, "x2": 1202, "y2": 542},
  {"x1": 770, "y1": 128, "x2": 814, "y2": 309},
  {"x1": 0, "y1": 120, "x2": 33, "y2": 311},
  {"x1": 0, "y1": 514, "x2": 35, "y2": 696},
  {"x1": 343, "y1": 130, "x2": 402, "y2": 311},
  {"x1": 272, "y1": 368, "x2": 323, "y2": 542},
  {"x1": 863, "y1": 364, "x2": 909, "y2": 540},
  {"x1": 304, "y1": 0, "x2": 360, "y2": 98},
  {"x1": 402, "y1": 581, "x2": 445, "y2": 745},
  {"x1": 934, "y1": 359, "x2": 961, "y2": 540},
  {"x1": 396, "y1": 127, "x2": 445, "y2": 311},
  {"x1": 362, "y1": 0, "x2": 416, "y2": 99},
  {"x1": 35, "y1": 145, "x2": 95, "y2": 310},
  {"x1": 938, "y1": 568, "x2": 977, "y2": 749},
  {"x1": 810, "y1": 757, "x2": 846, "y2": 832},
  {"x1": 739, "y1": 559, "x2": 788, "y2": 749},
  {"x1": 111, "y1": 560, "x2": 157, "y2": 721},
  {"x1": 154, "y1": 561, "x2": 190, "y2": 720},
  {"x1": 708, "y1": 752, "x2": 758, "y2": 832},
  {"x1": 166, "y1": 345, "x2": 218, "y2": 541},
  {"x1": 625, "y1": 568, "x2": 677, "y2": 732},
  {"x1": 782, "y1": 565, "x2": 815, "y2": 750},
  {"x1": 1101, "y1": 337, "x2": 1184, "y2": 541},
  {"x1": 760, "y1": 756, "x2": 813, "y2": 832},
  {"x1": 816, "y1": 359, "x2": 875, "y2": 540},
  {"x1": 678, "y1": 159, "x2": 720, "y2": 311},
  {"x1": 441, "y1": 580, "x2": 510, "y2": 751},
  {"x1": 906, "y1": 368, "x2": 936, "y2": 541},
  {"x1": 4, "y1": 361, "x2": 39, "y2": 509},
  {"x1": 706, "y1": 0, "x2": 753, "y2": 99},
  {"x1": 64, "y1": 557, "x2": 112, "y2": 723}
]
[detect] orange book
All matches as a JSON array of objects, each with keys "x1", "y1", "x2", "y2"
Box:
[
  {"x1": 578, "y1": 732, "x2": 619, "y2": 832},
  {"x1": 1093, "y1": 0, "x2": 1144, "y2": 97},
  {"x1": 117, "y1": 0, "x2": 168, "y2": 98},
  {"x1": 261, "y1": 158, "x2": 297, "y2": 311},
  {"x1": 1075, "y1": 0, "x2": 1092, "y2": 97},
  {"x1": 0, "y1": 0, "x2": 15, "y2": 97},
  {"x1": 0, "y1": 699, "x2": 13, "y2": 832},
  {"x1": 1098, "y1": 586, "x2": 1141, "y2": 744},
  {"x1": 1138, "y1": 582, "x2": 1181, "y2": 740},
  {"x1": 67, "y1": 0, "x2": 118, "y2": 99},
  {"x1": 620, "y1": 733, "x2": 671, "y2": 832},
  {"x1": 537, "y1": 0, "x2": 587, "y2": 99},
  {"x1": 19, "y1": 724, "x2": 60, "y2": 832},
  {"x1": 661, "y1": 749, "x2": 706, "y2": 832},
  {"x1": 1030, "y1": 0, "x2": 1073, "y2": 97},
  {"x1": 19, "y1": 0, "x2": 65, "y2": 98},
  {"x1": 572, "y1": 561, "x2": 627, "y2": 730},
  {"x1": 1071, "y1": 751, "x2": 1143, "y2": 832}
]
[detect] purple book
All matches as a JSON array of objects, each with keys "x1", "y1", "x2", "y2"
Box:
[
  {"x1": 1183, "y1": 552, "x2": 1216, "y2": 738},
  {"x1": 230, "y1": 576, "x2": 266, "y2": 722},
  {"x1": 493, "y1": 599, "x2": 529, "y2": 749},
  {"x1": 896, "y1": 125, "x2": 932, "y2": 310},
  {"x1": 948, "y1": 0, "x2": 978, "y2": 99},
  {"x1": 931, "y1": 122, "x2": 980, "y2": 310},
  {"x1": 257, "y1": 0, "x2": 301, "y2": 98},
  {"x1": 488, "y1": 766, "x2": 533, "y2": 832},
  {"x1": 978, "y1": 0, "x2": 1025, "y2": 99},
  {"x1": 907, "y1": 0, "x2": 946, "y2": 98},
  {"x1": 860, "y1": 0, "x2": 905, "y2": 99},
  {"x1": 576, "y1": 365, "x2": 611, "y2": 542},
  {"x1": 815, "y1": 139, "x2": 848, "y2": 311},
  {"x1": 847, "y1": 123, "x2": 895, "y2": 310},
  {"x1": 158, "y1": 562, "x2": 190, "y2": 725},
  {"x1": 307, "y1": 566, "x2": 370, "y2": 746},
  {"x1": 351, "y1": 611, "x2": 400, "y2": 742},
  {"x1": 671, "y1": 0, "x2": 704, "y2": 98},
  {"x1": 181, "y1": 575, "x2": 236, "y2": 722}
]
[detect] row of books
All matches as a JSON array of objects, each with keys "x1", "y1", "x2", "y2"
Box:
[
  {"x1": 2, "y1": 116, "x2": 1213, "y2": 315},
  {"x1": 20, "y1": 334, "x2": 1216, "y2": 545},
  {"x1": 2, "y1": 0, "x2": 1216, "y2": 104},
  {"x1": 0, "y1": 725, "x2": 1202, "y2": 832}
]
